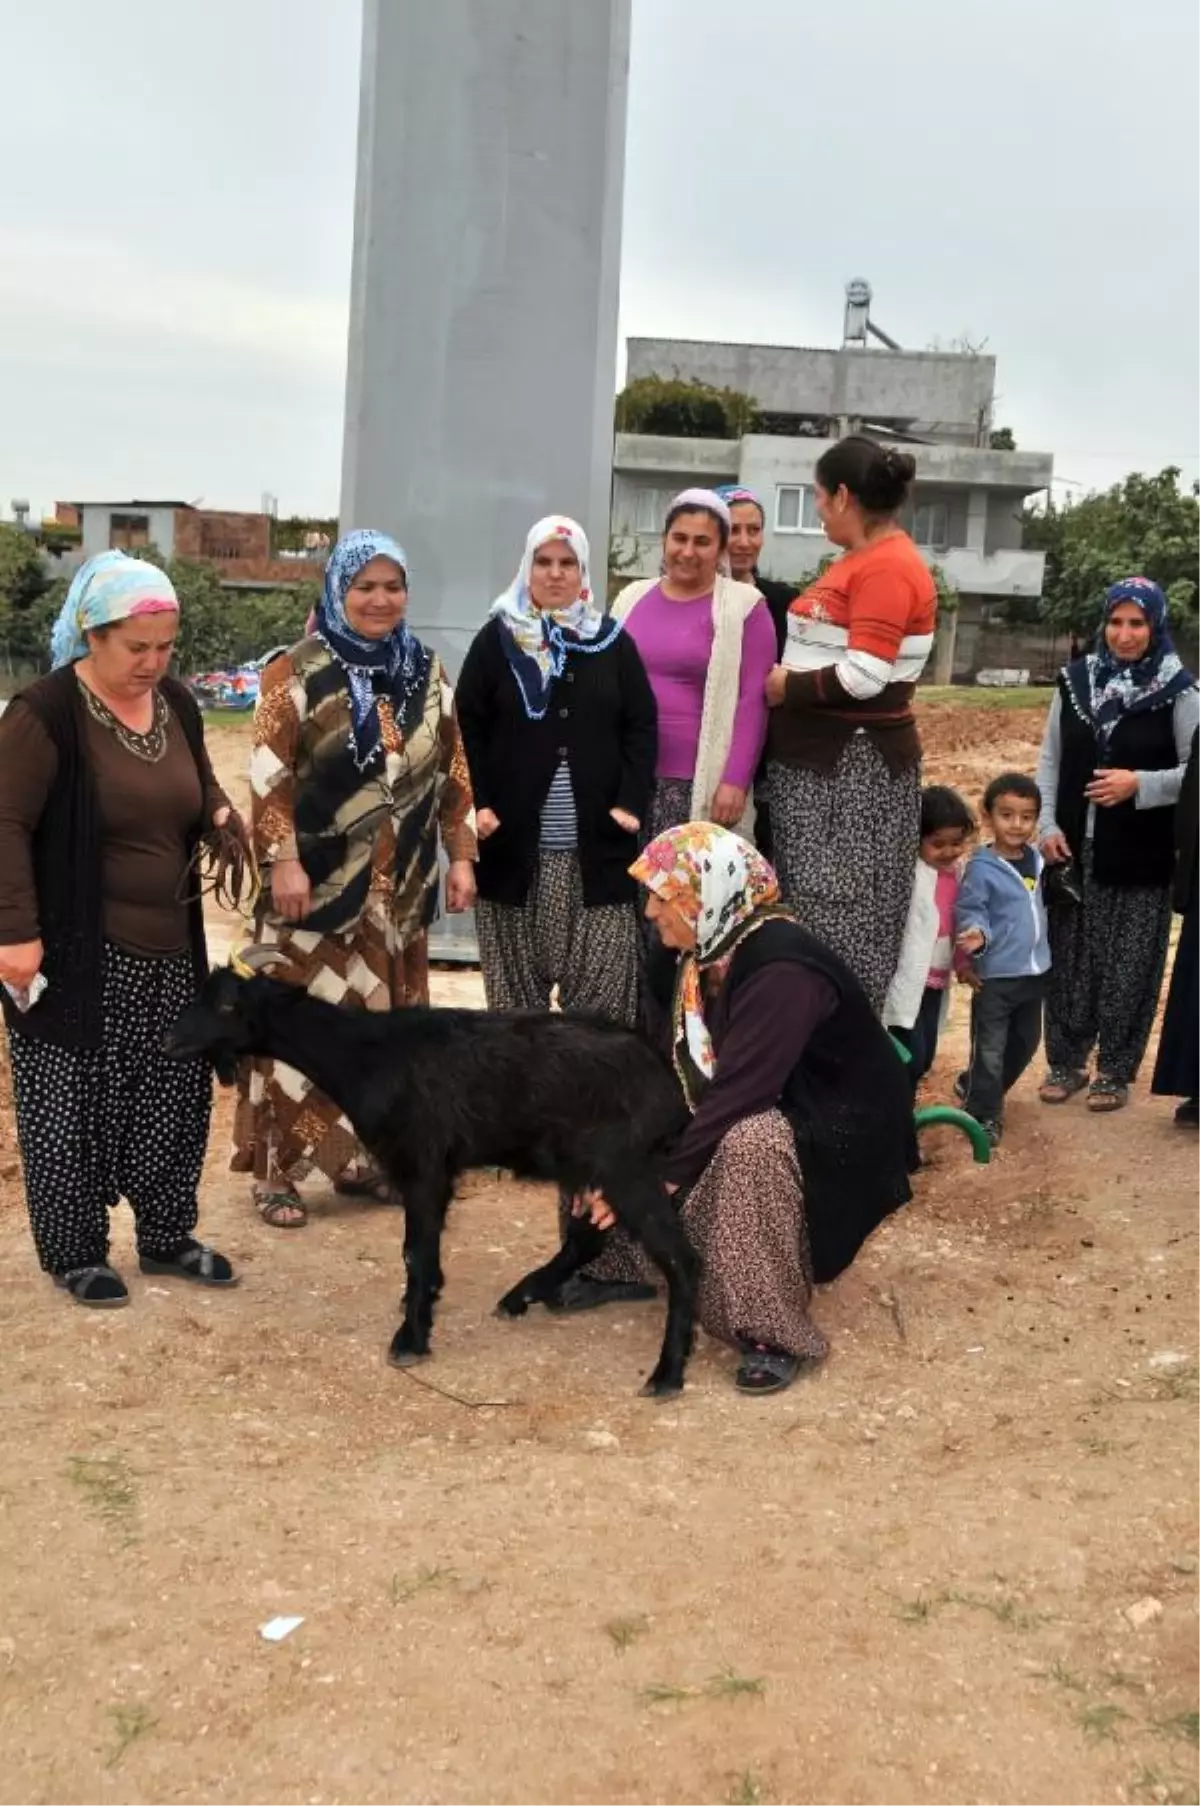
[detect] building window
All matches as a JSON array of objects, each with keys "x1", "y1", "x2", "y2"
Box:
[
  {"x1": 109, "y1": 512, "x2": 150, "y2": 550},
  {"x1": 774, "y1": 485, "x2": 822, "y2": 533},
  {"x1": 912, "y1": 502, "x2": 949, "y2": 548},
  {"x1": 632, "y1": 487, "x2": 670, "y2": 535}
]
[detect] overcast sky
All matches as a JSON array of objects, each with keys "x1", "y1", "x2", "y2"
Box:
[{"x1": 1, "y1": 0, "x2": 1196, "y2": 518}]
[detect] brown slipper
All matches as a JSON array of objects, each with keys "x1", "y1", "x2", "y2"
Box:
[
  {"x1": 1039, "y1": 1067, "x2": 1088, "y2": 1104},
  {"x1": 1087, "y1": 1078, "x2": 1129, "y2": 1113}
]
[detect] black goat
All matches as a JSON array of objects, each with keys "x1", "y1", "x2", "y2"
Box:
[{"x1": 163, "y1": 958, "x2": 701, "y2": 1395}]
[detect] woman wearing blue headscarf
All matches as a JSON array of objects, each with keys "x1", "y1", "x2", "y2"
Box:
[
  {"x1": 1036, "y1": 577, "x2": 1199, "y2": 1112},
  {"x1": 233, "y1": 530, "x2": 478, "y2": 1227}
]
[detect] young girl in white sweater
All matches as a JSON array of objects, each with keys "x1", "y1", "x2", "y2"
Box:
[{"x1": 884, "y1": 786, "x2": 975, "y2": 1088}]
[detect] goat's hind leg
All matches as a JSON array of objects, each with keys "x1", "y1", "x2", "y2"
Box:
[
  {"x1": 388, "y1": 1187, "x2": 447, "y2": 1368},
  {"x1": 608, "y1": 1175, "x2": 700, "y2": 1399},
  {"x1": 495, "y1": 1202, "x2": 606, "y2": 1317}
]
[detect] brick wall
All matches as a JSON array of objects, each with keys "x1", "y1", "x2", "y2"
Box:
[{"x1": 173, "y1": 508, "x2": 272, "y2": 562}]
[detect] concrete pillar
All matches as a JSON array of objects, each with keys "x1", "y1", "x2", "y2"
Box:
[
  {"x1": 340, "y1": 0, "x2": 631, "y2": 677},
  {"x1": 965, "y1": 489, "x2": 988, "y2": 553}
]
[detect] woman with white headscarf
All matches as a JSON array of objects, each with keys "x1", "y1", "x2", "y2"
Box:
[
  {"x1": 456, "y1": 516, "x2": 657, "y2": 1024},
  {"x1": 0, "y1": 551, "x2": 242, "y2": 1305},
  {"x1": 611, "y1": 488, "x2": 775, "y2": 841}
]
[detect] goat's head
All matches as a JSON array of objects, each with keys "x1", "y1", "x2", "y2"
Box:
[{"x1": 162, "y1": 945, "x2": 287, "y2": 1083}]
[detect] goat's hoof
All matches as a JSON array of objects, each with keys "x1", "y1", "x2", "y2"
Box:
[
  {"x1": 387, "y1": 1330, "x2": 430, "y2": 1368},
  {"x1": 494, "y1": 1289, "x2": 530, "y2": 1319},
  {"x1": 640, "y1": 1373, "x2": 684, "y2": 1399}
]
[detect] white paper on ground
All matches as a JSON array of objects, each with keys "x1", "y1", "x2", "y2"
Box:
[{"x1": 258, "y1": 1616, "x2": 304, "y2": 1642}]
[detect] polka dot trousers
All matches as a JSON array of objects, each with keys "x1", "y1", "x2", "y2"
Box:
[{"x1": 7, "y1": 944, "x2": 212, "y2": 1275}]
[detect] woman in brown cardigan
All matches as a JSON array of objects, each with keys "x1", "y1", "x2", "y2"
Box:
[{"x1": 0, "y1": 552, "x2": 240, "y2": 1307}]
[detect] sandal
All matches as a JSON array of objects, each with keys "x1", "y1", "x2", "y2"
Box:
[
  {"x1": 735, "y1": 1342, "x2": 805, "y2": 1395},
  {"x1": 254, "y1": 1185, "x2": 307, "y2": 1228},
  {"x1": 334, "y1": 1163, "x2": 395, "y2": 1204},
  {"x1": 53, "y1": 1264, "x2": 129, "y2": 1308},
  {"x1": 1087, "y1": 1076, "x2": 1129, "y2": 1113},
  {"x1": 139, "y1": 1238, "x2": 238, "y2": 1286},
  {"x1": 1039, "y1": 1067, "x2": 1088, "y2": 1105}
]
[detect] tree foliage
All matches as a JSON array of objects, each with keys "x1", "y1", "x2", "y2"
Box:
[
  {"x1": 1024, "y1": 467, "x2": 1199, "y2": 635},
  {"x1": 989, "y1": 426, "x2": 1017, "y2": 451},
  {"x1": 0, "y1": 542, "x2": 316, "y2": 678},
  {"x1": 615, "y1": 375, "x2": 761, "y2": 439}
]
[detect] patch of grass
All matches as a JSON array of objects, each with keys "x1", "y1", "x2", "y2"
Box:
[
  {"x1": 1037, "y1": 1659, "x2": 1089, "y2": 1692},
  {"x1": 1148, "y1": 1365, "x2": 1199, "y2": 1403},
  {"x1": 67, "y1": 1453, "x2": 138, "y2": 1546},
  {"x1": 919, "y1": 684, "x2": 1050, "y2": 711},
  {"x1": 106, "y1": 1703, "x2": 157, "y2": 1769},
  {"x1": 1079, "y1": 1702, "x2": 1130, "y2": 1741},
  {"x1": 892, "y1": 1592, "x2": 938, "y2": 1623},
  {"x1": 604, "y1": 1614, "x2": 649, "y2": 1653},
  {"x1": 727, "y1": 1771, "x2": 767, "y2": 1804},
  {"x1": 637, "y1": 1671, "x2": 766, "y2": 1709},
  {"x1": 388, "y1": 1563, "x2": 457, "y2": 1605},
  {"x1": 1131, "y1": 1767, "x2": 1200, "y2": 1806},
  {"x1": 1155, "y1": 1711, "x2": 1200, "y2": 1747},
  {"x1": 943, "y1": 1588, "x2": 1045, "y2": 1631},
  {"x1": 1103, "y1": 1669, "x2": 1149, "y2": 1693}
]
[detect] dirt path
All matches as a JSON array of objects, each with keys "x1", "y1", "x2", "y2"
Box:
[{"x1": 0, "y1": 700, "x2": 1195, "y2": 1806}]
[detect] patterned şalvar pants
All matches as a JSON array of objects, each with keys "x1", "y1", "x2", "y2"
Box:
[{"x1": 476, "y1": 850, "x2": 640, "y2": 1027}]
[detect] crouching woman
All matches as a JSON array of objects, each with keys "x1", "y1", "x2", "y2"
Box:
[{"x1": 573, "y1": 824, "x2": 913, "y2": 1393}]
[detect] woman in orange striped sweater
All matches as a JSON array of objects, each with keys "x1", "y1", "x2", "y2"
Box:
[{"x1": 763, "y1": 437, "x2": 937, "y2": 1013}]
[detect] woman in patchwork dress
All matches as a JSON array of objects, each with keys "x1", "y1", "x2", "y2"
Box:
[{"x1": 232, "y1": 530, "x2": 477, "y2": 1228}]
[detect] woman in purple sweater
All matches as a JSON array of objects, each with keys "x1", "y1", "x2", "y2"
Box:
[{"x1": 612, "y1": 489, "x2": 776, "y2": 842}]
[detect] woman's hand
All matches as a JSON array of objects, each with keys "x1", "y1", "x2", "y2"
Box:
[
  {"x1": 765, "y1": 665, "x2": 789, "y2": 708},
  {"x1": 445, "y1": 860, "x2": 476, "y2": 913},
  {"x1": 709, "y1": 783, "x2": 747, "y2": 828},
  {"x1": 1085, "y1": 768, "x2": 1138, "y2": 808},
  {"x1": 609, "y1": 807, "x2": 640, "y2": 835},
  {"x1": 572, "y1": 1187, "x2": 616, "y2": 1231},
  {"x1": 476, "y1": 808, "x2": 501, "y2": 841},
  {"x1": 1040, "y1": 829, "x2": 1072, "y2": 864},
  {"x1": 0, "y1": 939, "x2": 44, "y2": 993},
  {"x1": 213, "y1": 804, "x2": 231, "y2": 829},
  {"x1": 271, "y1": 857, "x2": 312, "y2": 923}
]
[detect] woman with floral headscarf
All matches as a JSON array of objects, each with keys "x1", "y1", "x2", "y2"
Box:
[
  {"x1": 1036, "y1": 578, "x2": 1199, "y2": 1112},
  {"x1": 563, "y1": 823, "x2": 914, "y2": 1394},
  {"x1": 233, "y1": 530, "x2": 478, "y2": 1227},
  {"x1": 0, "y1": 551, "x2": 241, "y2": 1305},
  {"x1": 456, "y1": 516, "x2": 656, "y2": 1023}
]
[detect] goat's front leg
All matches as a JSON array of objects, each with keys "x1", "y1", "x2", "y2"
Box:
[
  {"x1": 388, "y1": 1185, "x2": 447, "y2": 1367},
  {"x1": 607, "y1": 1175, "x2": 701, "y2": 1398},
  {"x1": 495, "y1": 1204, "x2": 606, "y2": 1317}
]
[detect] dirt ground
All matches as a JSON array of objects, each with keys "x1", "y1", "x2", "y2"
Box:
[{"x1": 0, "y1": 698, "x2": 1196, "y2": 1806}]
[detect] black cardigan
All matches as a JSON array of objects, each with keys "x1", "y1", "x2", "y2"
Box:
[
  {"x1": 1056, "y1": 665, "x2": 1183, "y2": 889},
  {"x1": 455, "y1": 617, "x2": 657, "y2": 908},
  {"x1": 0, "y1": 669, "x2": 210, "y2": 1049}
]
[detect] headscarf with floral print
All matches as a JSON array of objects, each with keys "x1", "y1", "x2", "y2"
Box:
[{"x1": 631, "y1": 823, "x2": 791, "y2": 1099}]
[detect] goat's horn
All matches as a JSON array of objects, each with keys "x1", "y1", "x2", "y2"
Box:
[{"x1": 229, "y1": 944, "x2": 289, "y2": 976}]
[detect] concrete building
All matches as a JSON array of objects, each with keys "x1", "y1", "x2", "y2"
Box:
[
  {"x1": 56, "y1": 500, "x2": 324, "y2": 589},
  {"x1": 612, "y1": 301, "x2": 1054, "y2": 681}
]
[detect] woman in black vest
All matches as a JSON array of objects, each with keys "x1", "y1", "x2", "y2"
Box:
[
  {"x1": 0, "y1": 552, "x2": 242, "y2": 1306},
  {"x1": 1036, "y1": 578, "x2": 1199, "y2": 1112},
  {"x1": 1151, "y1": 730, "x2": 1198, "y2": 1125},
  {"x1": 565, "y1": 823, "x2": 913, "y2": 1394}
]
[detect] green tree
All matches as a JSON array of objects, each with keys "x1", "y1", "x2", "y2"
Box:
[
  {"x1": 615, "y1": 375, "x2": 760, "y2": 439},
  {"x1": 0, "y1": 525, "x2": 50, "y2": 611},
  {"x1": 989, "y1": 426, "x2": 1017, "y2": 451},
  {"x1": 1025, "y1": 467, "x2": 1199, "y2": 636}
]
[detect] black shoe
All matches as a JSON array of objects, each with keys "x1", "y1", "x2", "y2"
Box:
[
  {"x1": 545, "y1": 1276, "x2": 658, "y2": 1313},
  {"x1": 977, "y1": 1118, "x2": 1003, "y2": 1148},
  {"x1": 735, "y1": 1343, "x2": 805, "y2": 1394},
  {"x1": 139, "y1": 1238, "x2": 238, "y2": 1287},
  {"x1": 1175, "y1": 1097, "x2": 1199, "y2": 1127},
  {"x1": 54, "y1": 1264, "x2": 129, "y2": 1308}
]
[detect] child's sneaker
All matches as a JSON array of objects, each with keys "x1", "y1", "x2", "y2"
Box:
[{"x1": 978, "y1": 1119, "x2": 1002, "y2": 1148}]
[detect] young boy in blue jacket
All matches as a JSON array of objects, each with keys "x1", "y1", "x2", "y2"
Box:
[{"x1": 955, "y1": 772, "x2": 1050, "y2": 1145}]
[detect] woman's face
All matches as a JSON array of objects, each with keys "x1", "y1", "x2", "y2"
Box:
[
  {"x1": 645, "y1": 890, "x2": 698, "y2": 952},
  {"x1": 813, "y1": 481, "x2": 856, "y2": 549},
  {"x1": 1104, "y1": 601, "x2": 1153, "y2": 663},
  {"x1": 663, "y1": 511, "x2": 724, "y2": 593},
  {"x1": 727, "y1": 502, "x2": 764, "y2": 581},
  {"x1": 344, "y1": 556, "x2": 408, "y2": 639},
  {"x1": 87, "y1": 614, "x2": 179, "y2": 699},
  {"x1": 528, "y1": 540, "x2": 582, "y2": 613}
]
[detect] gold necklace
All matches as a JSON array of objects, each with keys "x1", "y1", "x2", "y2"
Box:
[{"x1": 79, "y1": 678, "x2": 169, "y2": 764}]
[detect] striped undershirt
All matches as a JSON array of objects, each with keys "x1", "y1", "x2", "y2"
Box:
[{"x1": 539, "y1": 758, "x2": 578, "y2": 850}]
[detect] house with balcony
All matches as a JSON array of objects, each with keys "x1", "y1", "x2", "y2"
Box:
[{"x1": 610, "y1": 293, "x2": 1057, "y2": 681}]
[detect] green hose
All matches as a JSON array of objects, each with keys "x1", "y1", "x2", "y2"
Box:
[{"x1": 914, "y1": 1105, "x2": 992, "y2": 1164}]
